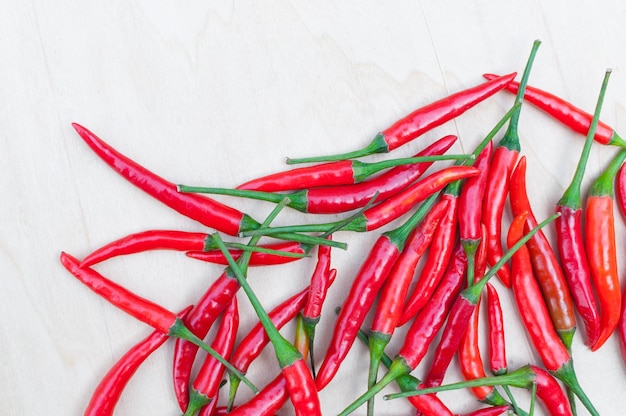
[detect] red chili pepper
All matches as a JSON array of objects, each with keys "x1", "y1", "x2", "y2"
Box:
[
  {"x1": 461, "y1": 405, "x2": 511, "y2": 416},
  {"x1": 482, "y1": 40, "x2": 541, "y2": 288},
  {"x1": 314, "y1": 192, "x2": 441, "y2": 391},
  {"x1": 617, "y1": 160, "x2": 626, "y2": 220},
  {"x1": 510, "y1": 156, "x2": 577, "y2": 349},
  {"x1": 285, "y1": 73, "x2": 516, "y2": 164},
  {"x1": 237, "y1": 149, "x2": 468, "y2": 192},
  {"x1": 619, "y1": 285, "x2": 626, "y2": 365},
  {"x1": 507, "y1": 212, "x2": 598, "y2": 416},
  {"x1": 187, "y1": 240, "x2": 310, "y2": 266},
  {"x1": 585, "y1": 148, "x2": 626, "y2": 351},
  {"x1": 227, "y1": 373, "x2": 288, "y2": 416},
  {"x1": 485, "y1": 283, "x2": 506, "y2": 376},
  {"x1": 483, "y1": 73, "x2": 626, "y2": 147},
  {"x1": 184, "y1": 298, "x2": 239, "y2": 416},
  {"x1": 83, "y1": 306, "x2": 192, "y2": 416}
]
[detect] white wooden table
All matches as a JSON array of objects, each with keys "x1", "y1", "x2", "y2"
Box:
[{"x1": 2, "y1": 2, "x2": 626, "y2": 415}]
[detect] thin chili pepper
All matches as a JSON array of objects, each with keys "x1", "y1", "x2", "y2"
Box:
[
  {"x1": 483, "y1": 73, "x2": 626, "y2": 147},
  {"x1": 462, "y1": 405, "x2": 511, "y2": 416},
  {"x1": 186, "y1": 240, "x2": 310, "y2": 267},
  {"x1": 617, "y1": 160, "x2": 626, "y2": 220},
  {"x1": 507, "y1": 212, "x2": 598, "y2": 416},
  {"x1": 474, "y1": 224, "x2": 488, "y2": 280},
  {"x1": 585, "y1": 148, "x2": 626, "y2": 351},
  {"x1": 482, "y1": 40, "x2": 541, "y2": 288},
  {"x1": 555, "y1": 69, "x2": 612, "y2": 349},
  {"x1": 486, "y1": 283, "x2": 506, "y2": 376},
  {"x1": 510, "y1": 156, "x2": 577, "y2": 349},
  {"x1": 213, "y1": 233, "x2": 321, "y2": 416},
  {"x1": 182, "y1": 164, "x2": 479, "y2": 216},
  {"x1": 366, "y1": 198, "x2": 448, "y2": 414},
  {"x1": 314, "y1": 191, "x2": 441, "y2": 391},
  {"x1": 384, "y1": 365, "x2": 572, "y2": 416},
  {"x1": 58, "y1": 252, "x2": 257, "y2": 394},
  {"x1": 184, "y1": 298, "x2": 239, "y2": 416},
  {"x1": 619, "y1": 285, "x2": 626, "y2": 365},
  {"x1": 83, "y1": 306, "x2": 192, "y2": 416},
  {"x1": 285, "y1": 73, "x2": 516, "y2": 164},
  {"x1": 236, "y1": 152, "x2": 470, "y2": 192}
]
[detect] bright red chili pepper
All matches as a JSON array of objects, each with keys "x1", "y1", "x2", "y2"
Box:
[
  {"x1": 184, "y1": 298, "x2": 239, "y2": 416},
  {"x1": 507, "y1": 212, "x2": 598, "y2": 416},
  {"x1": 461, "y1": 405, "x2": 511, "y2": 416},
  {"x1": 314, "y1": 192, "x2": 440, "y2": 391},
  {"x1": 187, "y1": 240, "x2": 310, "y2": 266},
  {"x1": 585, "y1": 148, "x2": 626, "y2": 351},
  {"x1": 617, "y1": 160, "x2": 626, "y2": 220},
  {"x1": 227, "y1": 373, "x2": 288, "y2": 416},
  {"x1": 510, "y1": 156, "x2": 577, "y2": 349},
  {"x1": 483, "y1": 73, "x2": 626, "y2": 147},
  {"x1": 485, "y1": 283, "x2": 506, "y2": 376},
  {"x1": 619, "y1": 285, "x2": 626, "y2": 365},
  {"x1": 83, "y1": 306, "x2": 192, "y2": 416},
  {"x1": 285, "y1": 73, "x2": 516, "y2": 164},
  {"x1": 482, "y1": 40, "x2": 541, "y2": 288},
  {"x1": 237, "y1": 149, "x2": 467, "y2": 192}
]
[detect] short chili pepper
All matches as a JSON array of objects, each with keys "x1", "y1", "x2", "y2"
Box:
[
  {"x1": 507, "y1": 212, "x2": 598, "y2": 416},
  {"x1": 366, "y1": 198, "x2": 448, "y2": 414},
  {"x1": 616, "y1": 160, "x2": 626, "y2": 220},
  {"x1": 236, "y1": 151, "x2": 469, "y2": 192},
  {"x1": 585, "y1": 147, "x2": 626, "y2": 351},
  {"x1": 58, "y1": 252, "x2": 257, "y2": 394},
  {"x1": 483, "y1": 73, "x2": 626, "y2": 147},
  {"x1": 186, "y1": 240, "x2": 310, "y2": 267},
  {"x1": 184, "y1": 297, "x2": 239, "y2": 416},
  {"x1": 285, "y1": 72, "x2": 516, "y2": 164},
  {"x1": 385, "y1": 365, "x2": 572, "y2": 416},
  {"x1": 555, "y1": 69, "x2": 612, "y2": 348},
  {"x1": 83, "y1": 306, "x2": 192, "y2": 416},
  {"x1": 510, "y1": 156, "x2": 577, "y2": 349},
  {"x1": 482, "y1": 40, "x2": 541, "y2": 287},
  {"x1": 314, "y1": 191, "x2": 441, "y2": 391}
]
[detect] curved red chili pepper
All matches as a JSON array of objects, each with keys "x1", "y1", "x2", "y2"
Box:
[
  {"x1": 485, "y1": 283, "x2": 506, "y2": 376},
  {"x1": 460, "y1": 405, "x2": 511, "y2": 416},
  {"x1": 187, "y1": 240, "x2": 310, "y2": 266},
  {"x1": 510, "y1": 156, "x2": 577, "y2": 349},
  {"x1": 185, "y1": 298, "x2": 239, "y2": 416},
  {"x1": 71, "y1": 123, "x2": 260, "y2": 235},
  {"x1": 285, "y1": 73, "x2": 516, "y2": 164},
  {"x1": 483, "y1": 73, "x2": 626, "y2": 147},
  {"x1": 585, "y1": 149, "x2": 626, "y2": 351},
  {"x1": 83, "y1": 306, "x2": 192, "y2": 416},
  {"x1": 617, "y1": 160, "x2": 626, "y2": 220},
  {"x1": 227, "y1": 373, "x2": 288, "y2": 416}
]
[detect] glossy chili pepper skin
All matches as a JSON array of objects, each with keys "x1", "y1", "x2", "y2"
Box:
[
  {"x1": 71, "y1": 123, "x2": 259, "y2": 235},
  {"x1": 483, "y1": 73, "x2": 626, "y2": 147},
  {"x1": 531, "y1": 366, "x2": 574, "y2": 416},
  {"x1": 510, "y1": 156, "x2": 577, "y2": 348},
  {"x1": 187, "y1": 241, "x2": 310, "y2": 267},
  {"x1": 619, "y1": 285, "x2": 626, "y2": 365},
  {"x1": 486, "y1": 283, "x2": 506, "y2": 376},
  {"x1": 617, "y1": 161, "x2": 626, "y2": 220},
  {"x1": 302, "y1": 241, "x2": 335, "y2": 340},
  {"x1": 84, "y1": 306, "x2": 192, "y2": 416},
  {"x1": 461, "y1": 405, "x2": 511, "y2": 416},
  {"x1": 227, "y1": 374, "x2": 288, "y2": 416}
]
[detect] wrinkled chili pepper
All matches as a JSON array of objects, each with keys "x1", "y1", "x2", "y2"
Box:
[
  {"x1": 585, "y1": 148, "x2": 626, "y2": 351},
  {"x1": 482, "y1": 40, "x2": 541, "y2": 287},
  {"x1": 507, "y1": 212, "x2": 598, "y2": 416},
  {"x1": 314, "y1": 191, "x2": 441, "y2": 391},
  {"x1": 187, "y1": 240, "x2": 311, "y2": 267},
  {"x1": 184, "y1": 298, "x2": 239, "y2": 416},
  {"x1": 285, "y1": 73, "x2": 516, "y2": 164},
  {"x1": 236, "y1": 151, "x2": 469, "y2": 192},
  {"x1": 83, "y1": 306, "x2": 192, "y2": 416},
  {"x1": 510, "y1": 156, "x2": 577, "y2": 349},
  {"x1": 483, "y1": 73, "x2": 626, "y2": 147}
]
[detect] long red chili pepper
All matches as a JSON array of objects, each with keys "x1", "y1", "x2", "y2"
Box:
[
  {"x1": 184, "y1": 298, "x2": 239, "y2": 416},
  {"x1": 236, "y1": 151, "x2": 469, "y2": 192},
  {"x1": 483, "y1": 73, "x2": 626, "y2": 147},
  {"x1": 461, "y1": 405, "x2": 511, "y2": 416},
  {"x1": 617, "y1": 160, "x2": 626, "y2": 220},
  {"x1": 285, "y1": 73, "x2": 516, "y2": 164},
  {"x1": 482, "y1": 40, "x2": 541, "y2": 288},
  {"x1": 619, "y1": 285, "x2": 626, "y2": 365},
  {"x1": 83, "y1": 306, "x2": 192, "y2": 416},
  {"x1": 510, "y1": 156, "x2": 577, "y2": 349},
  {"x1": 314, "y1": 192, "x2": 441, "y2": 391},
  {"x1": 555, "y1": 69, "x2": 612, "y2": 349},
  {"x1": 507, "y1": 212, "x2": 598, "y2": 416},
  {"x1": 58, "y1": 252, "x2": 257, "y2": 394},
  {"x1": 585, "y1": 148, "x2": 626, "y2": 351},
  {"x1": 186, "y1": 240, "x2": 310, "y2": 267},
  {"x1": 486, "y1": 283, "x2": 506, "y2": 376}
]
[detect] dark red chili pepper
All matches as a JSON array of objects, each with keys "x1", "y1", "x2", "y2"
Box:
[
  {"x1": 486, "y1": 283, "x2": 506, "y2": 376},
  {"x1": 585, "y1": 148, "x2": 626, "y2": 351},
  {"x1": 237, "y1": 150, "x2": 469, "y2": 192},
  {"x1": 507, "y1": 212, "x2": 598, "y2": 416},
  {"x1": 58, "y1": 252, "x2": 256, "y2": 394},
  {"x1": 187, "y1": 240, "x2": 310, "y2": 267},
  {"x1": 510, "y1": 156, "x2": 577, "y2": 349},
  {"x1": 185, "y1": 298, "x2": 239, "y2": 416},
  {"x1": 314, "y1": 192, "x2": 441, "y2": 391},
  {"x1": 555, "y1": 70, "x2": 612, "y2": 349},
  {"x1": 83, "y1": 306, "x2": 192, "y2": 416},
  {"x1": 482, "y1": 40, "x2": 541, "y2": 288},
  {"x1": 617, "y1": 160, "x2": 626, "y2": 220},
  {"x1": 285, "y1": 73, "x2": 516, "y2": 164},
  {"x1": 483, "y1": 73, "x2": 626, "y2": 147},
  {"x1": 367, "y1": 198, "x2": 448, "y2": 407}
]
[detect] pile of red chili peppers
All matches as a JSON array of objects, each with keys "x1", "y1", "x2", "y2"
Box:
[{"x1": 60, "y1": 40, "x2": 626, "y2": 415}]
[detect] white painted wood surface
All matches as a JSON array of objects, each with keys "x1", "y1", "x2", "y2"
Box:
[{"x1": 2, "y1": 1, "x2": 626, "y2": 415}]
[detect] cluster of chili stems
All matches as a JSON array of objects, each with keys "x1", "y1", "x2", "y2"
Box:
[{"x1": 59, "y1": 39, "x2": 626, "y2": 416}]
